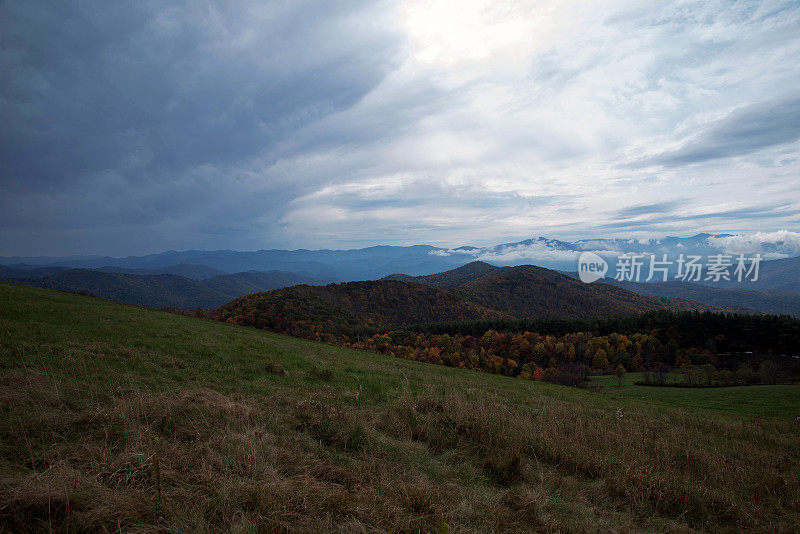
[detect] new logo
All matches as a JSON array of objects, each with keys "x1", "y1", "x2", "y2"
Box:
[{"x1": 577, "y1": 252, "x2": 608, "y2": 283}]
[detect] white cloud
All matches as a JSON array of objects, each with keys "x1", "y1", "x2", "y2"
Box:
[
  {"x1": 267, "y1": 0, "x2": 800, "y2": 249},
  {"x1": 707, "y1": 231, "x2": 800, "y2": 257},
  {"x1": 475, "y1": 244, "x2": 582, "y2": 264},
  {"x1": 428, "y1": 249, "x2": 452, "y2": 257}
]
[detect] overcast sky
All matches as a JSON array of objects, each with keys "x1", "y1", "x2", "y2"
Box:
[{"x1": 2, "y1": 0, "x2": 800, "y2": 256}]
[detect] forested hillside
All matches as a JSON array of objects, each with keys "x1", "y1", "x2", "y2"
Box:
[
  {"x1": 216, "y1": 264, "x2": 717, "y2": 338},
  {"x1": 217, "y1": 264, "x2": 799, "y2": 388},
  {"x1": 22, "y1": 269, "x2": 231, "y2": 309},
  {"x1": 453, "y1": 265, "x2": 720, "y2": 319},
  {"x1": 384, "y1": 261, "x2": 499, "y2": 288},
  {"x1": 216, "y1": 280, "x2": 509, "y2": 335}
]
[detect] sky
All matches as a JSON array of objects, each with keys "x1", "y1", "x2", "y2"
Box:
[{"x1": 2, "y1": 0, "x2": 800, "y2": 256}]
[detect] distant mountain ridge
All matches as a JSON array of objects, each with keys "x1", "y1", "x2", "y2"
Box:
[
  {"x1": 0, "y1": 246, "x2": 451, "y2": 280},
  {"x1": 697, "y1": 255, "x2": 800, "y2": 294},
  {"x1": 5, "y1": 269, "x2": 330, "y2": 309},
  {"x1": 96, "y1": 264, "x2": 227, "y2": 280},
  {"x1": 5, "y1": 251, "x2": 799, "y2": 316},
  {"x1": 0, "y1": 265, "x2": 71, "y2": 279},
  {"x1": 5, "y1": 233, "x2": 799, "y2": 282},
  {"x1": 603, "y1": 279, "x2": 800, "y2": 317}
]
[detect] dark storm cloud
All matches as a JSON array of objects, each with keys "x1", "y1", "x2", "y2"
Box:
[
  {"x1": 2, "y1": 0, "x2": 799, "y2": 256},
  {"x1": 649, "y1": 95, "x2": 800, "y2": 166},
  {"x1": 0, "y1": 0, "x2": 401, "y2": 252}
]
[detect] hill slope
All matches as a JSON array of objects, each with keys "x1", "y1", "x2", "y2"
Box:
[
  {"x1": 457, "y1": 265, "x2": 718, "y2": 319},
  {"x1": 216, "y1": 279, "x2": 508, "y2": 333},
  {"x1": 203, "y1": 270, "x2": 330, "y2": 295},
  {"x1": 0, "y1": 264, "x2": 71, "y2": 279},
  {"x1": 1, "y1": 282, "x2": 798, "y2": 532},
  {"x1": 384, "y1": 260, "x2": 499, "y2": 288},
  {"x1": 385, "y1": 262, "x2": 719, "y2": 320},
  {"x1": 7, "y1": 268, "x2": 328, "y2": 309},
  {"x1": 704, "y1": 255, "x2": 800, "y2": 294},
  {"x1": 17, "y1": 269, "x2": 232, "y2": 308},
  {"x1": 97, "y1": 263, "x2": 228, "y2": 280},
  {"x1": 607, "y1": 279, "x2": 800, "y2": 317}
]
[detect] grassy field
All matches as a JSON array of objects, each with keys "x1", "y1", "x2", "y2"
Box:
[
  {"x1": 1, "y1": 282, "x2": 799, "y2": 532},
  {"x1": 591, "y1": 372, "x2": 661, "y2": 387},
  {"x1": 590, "y1": 372, "x2": 800, "y2": 418}
]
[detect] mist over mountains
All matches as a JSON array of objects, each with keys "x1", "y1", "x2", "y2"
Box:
[{"x1": 4, "y1": 233, "x2": 800, "y2": 281}]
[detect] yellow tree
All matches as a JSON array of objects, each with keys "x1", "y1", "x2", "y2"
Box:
[{"x1": 593, "y1": 348, "x2": 609, "y2": 370}]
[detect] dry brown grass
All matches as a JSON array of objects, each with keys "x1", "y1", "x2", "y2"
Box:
[
  {"x1": 2, "y1": 368, "x2": 798, "y2": 533},
  {"x1": 1, "y1": 283, "x2": 799, "y2": 532}
]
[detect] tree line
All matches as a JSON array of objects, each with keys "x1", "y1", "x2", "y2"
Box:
[{"x1": 215, "y1": 307, "x2": 800, "y2": 387}]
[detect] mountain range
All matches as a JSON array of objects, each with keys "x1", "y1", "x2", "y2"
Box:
[
  {"x1": 3, "y1": 235, "x2": 799, "y2": 316},
  {"x1": 4, "y1": 233, "x2": 800, "y2": 280}
]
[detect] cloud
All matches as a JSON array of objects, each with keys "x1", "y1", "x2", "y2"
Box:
[
  {"x1": 707, "y1": 231, "x2": 800, "y2": 257},
  {"x1": 474, "y1": 243, "x2": 582, "y2": 264},
  {"x1": 649, "y1": 95, "x2": 800, "y2": 166},
  {"x1": 1, "y1": 0, "x2": 799, "y2": 255},
  {"x1": 428, "y1": 249, "x2": 454, "y2": 257},
  {"x1": 598, "y1": 202, "x2": 800, "y2": 231},
  {"x1": 0, "y1": 0, "x2": 402, "y2": 254},
  {"x1": 615, "y1": 200, "x2": 689, "y2": 220}
]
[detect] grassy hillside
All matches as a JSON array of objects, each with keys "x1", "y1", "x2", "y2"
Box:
[
  {"x1": 590, "y1": 373, "x2": 800, "y2": 417},
  {"x1": 1, "y1": 283, "x2": 799, "y2": 532}
]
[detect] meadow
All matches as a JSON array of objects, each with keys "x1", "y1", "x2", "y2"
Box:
[
  {"x1": 1, "y1": 282, "x2": 799, "y2": 532},
  {"x1": 589, "y1": 372, "x2": 800, "y2": 418}
]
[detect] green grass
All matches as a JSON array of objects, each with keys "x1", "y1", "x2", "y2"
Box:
[
  {"x1": 590, "y1": 371, "x2": 648, "y2": 387},
  {"x1": 2, "y1": 282, "x2": 800, "y2": 533},
  {"x1": 590, "y1": 372, "x2": 800, "y2": 418}
]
